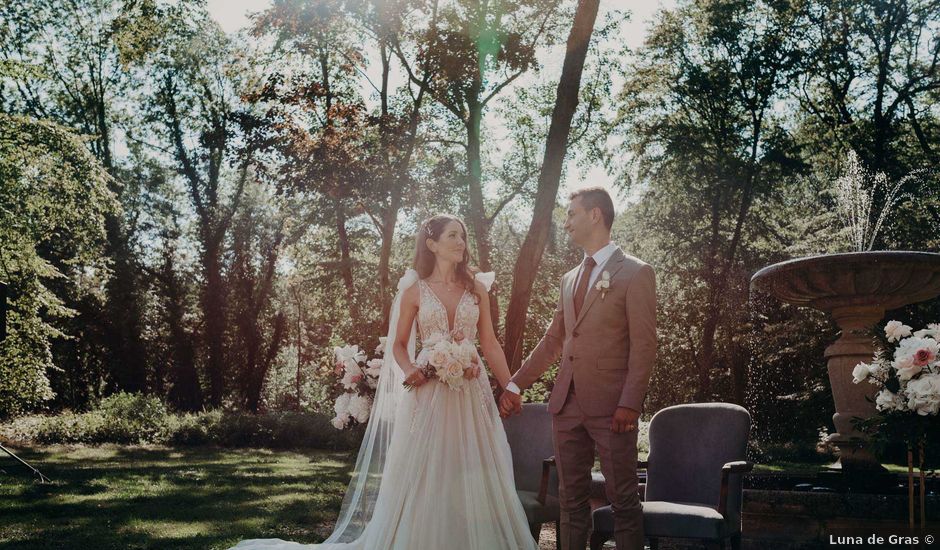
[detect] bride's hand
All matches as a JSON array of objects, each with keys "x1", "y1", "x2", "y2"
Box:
[
  {"x1": 403, "y1": 366, "x2": 429, "y2": 389},
  {"x1": 463, "y1": 360, "x2": 481, "y2": 380}
]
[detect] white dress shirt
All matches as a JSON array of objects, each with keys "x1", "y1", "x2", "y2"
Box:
[{"x1": 505, "y1": 242, "x2": 618, "y2": 395}]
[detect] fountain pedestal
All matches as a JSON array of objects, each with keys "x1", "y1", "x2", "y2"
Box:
[{"x1": 751, "y1": 251, "x2": 940, "y2": 471}]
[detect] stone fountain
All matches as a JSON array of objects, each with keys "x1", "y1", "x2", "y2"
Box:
[{"x1": 751, "y1": 251, "x2": 940, "y2": 471}]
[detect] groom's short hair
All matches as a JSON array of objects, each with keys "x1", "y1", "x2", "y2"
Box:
[{"x1": 569, "y1": 187, "x2": 614, "y2": 230}]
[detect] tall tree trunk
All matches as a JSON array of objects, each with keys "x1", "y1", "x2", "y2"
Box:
[
  {"x1": 335, "y1": 198, "x2": 357, "y2": 319},
  {"x1": 157, "y1": 235, "x2": 203, "y2": 411},
  {"x1": 203, "y1": 234, "x2": 226, "y2": 406},
  {"x1": 503, "y1": 0, "x2": 601, "y2": 371},
  {"x1": 465, "y1": 97, "x2": 499, "y2": 327},
  {"x1": 378, "y1": 195, "x2": 399, "y2": 321},
  {"x1": 246, "y1": 312, "x2": 287, "y2": 412}
]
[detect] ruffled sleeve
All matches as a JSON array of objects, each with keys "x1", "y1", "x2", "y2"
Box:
[
  {"x1": 474, "y1": 271, "x2": 496, "y2": 292},
  {"x1": 397, "y1": 269, "x2": 419, "y2": 291}
]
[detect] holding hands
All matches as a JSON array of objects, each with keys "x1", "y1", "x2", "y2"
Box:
[{"x1": 498, "y1": 390, "x2": 522, "y2": 418}]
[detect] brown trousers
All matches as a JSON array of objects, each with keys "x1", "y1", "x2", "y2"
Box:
[{"x1": 553, "y1": 391, "x2": 643, "y2": 550}]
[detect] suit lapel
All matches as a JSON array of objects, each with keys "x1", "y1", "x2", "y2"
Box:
[
  {"x1": 563, "y1": 267, "x2": 578, "y2": 334},
  {"x1": 572, "y1": 248, "x2": 627, "y2": 331}
]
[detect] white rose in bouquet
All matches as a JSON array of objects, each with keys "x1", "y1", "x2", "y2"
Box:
[
  {"x1": 441, "y1": 361, "x2": 466, "y2": 390},
  {"x1": 331, "y1": 416, "x2": 349, "y2": 429},
  {"x1": 429, "y1": 340, "x2": 451, "y2": 368},
  {"x1": 452, "y1": 340, "x2": 474, "y2": 367}
]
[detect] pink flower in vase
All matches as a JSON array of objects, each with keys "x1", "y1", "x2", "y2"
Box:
[{"x1": 913, "y1": 348, "x2": 936, "y2": 367}]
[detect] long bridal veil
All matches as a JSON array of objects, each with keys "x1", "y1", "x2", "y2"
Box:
[{"x1": 321, "y1": 269, "x2": 418, "y2": 543}]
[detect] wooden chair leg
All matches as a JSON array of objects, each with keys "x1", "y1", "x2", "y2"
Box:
[
  {"x1": 555, "y1": 519, "x2": 561, "y2": 550},
  {"x1": 730, "y1": 533, "x2": 742, "y2": 550},
  {"x1": 529, "y1": 522, "x2": 541, "y2": 541}
]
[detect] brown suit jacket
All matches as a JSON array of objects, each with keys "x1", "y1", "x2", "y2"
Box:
[{"x1": 511, "y1": 247, "x2": 657, "y2": 417}]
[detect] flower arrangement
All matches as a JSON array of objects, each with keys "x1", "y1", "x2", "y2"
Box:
[
  {"x1": 853, "y1": 320, "x2": 940, "y2": 528},
  {"x1": 330, "y1": 338, "x2": 386, "y2": 430},
  {"x1": 853, "y1": 321, "x2": 940, "y2": 416},
  {"x1": 412, "y1": 329, "x2": 477, "y2": 392}
]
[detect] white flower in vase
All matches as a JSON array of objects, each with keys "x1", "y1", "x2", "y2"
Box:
[
  {"x1": 349, "y1": 394, "x2": 372, "y2": 423},
  {"x1": 852, "y1": 362, "x2": 873, "y2": 383},
  {"x1": 906, "y1": 374, "x2": 940, "y2": 416},
  {"x1": 334, "y1": 393, "x2": 352, "y2": 416},
  {"x1": 885, "y1": 320, "x2": 913, "y2": 343}
]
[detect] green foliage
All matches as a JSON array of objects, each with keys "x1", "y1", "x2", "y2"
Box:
[
  {"x1": 0, "y1": 114, "x2": 116, "y2": 418},
  {"x1": 4, "y1": 392, "x2": 362, "y2": 450}
]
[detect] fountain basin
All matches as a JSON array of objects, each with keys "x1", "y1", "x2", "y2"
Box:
[{"x1": 751, "y1": 251, "x2": 940, "y2": 470}]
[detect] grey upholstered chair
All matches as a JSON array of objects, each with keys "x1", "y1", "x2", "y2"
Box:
[
  {"x1": 590, "y1": 403, "x2": 753, "y2": 550},
  {"x1": 502, "y1": 402, "x2": 560, "y2": 549}
]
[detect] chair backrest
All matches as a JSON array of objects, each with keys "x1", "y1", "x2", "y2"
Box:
[
  {"x1": 645, "y1": 403, "x2": 750, "y2": 524},
  {"x1": 502, "y1": 402, "x2": 558, "y2": 495}
]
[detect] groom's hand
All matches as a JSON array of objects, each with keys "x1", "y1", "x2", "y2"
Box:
[
  {"x1": 611, "y1": 407, "x2": 640, "y2": 433},
  {"x1": 499, "y1": 391, "x2": 522, "y2": 418}
]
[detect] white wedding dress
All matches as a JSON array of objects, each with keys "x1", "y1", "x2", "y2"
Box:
[{"x1": 231, "y1": 271, "x2": 537, "y2": 550}]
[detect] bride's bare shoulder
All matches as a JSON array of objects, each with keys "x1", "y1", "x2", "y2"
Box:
[{"x1": 401, "y1": 280, "x2": 421, "y2": 307}]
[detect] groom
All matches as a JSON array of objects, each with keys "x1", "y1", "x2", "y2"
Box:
[{"x1": 500, "y1": 187, "x2": 657, "y2": 550}]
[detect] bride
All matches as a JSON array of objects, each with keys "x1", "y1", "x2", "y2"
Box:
[{"x1": 231, "y1": 214, "x2": 538, "y2": 550}]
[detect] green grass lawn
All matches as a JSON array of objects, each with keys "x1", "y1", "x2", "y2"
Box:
[
  {"x1": 0, "y1": 443, "x2": 918, "y2": 550},
  {"x1": 0, "y1": 444, "x2": 354, "y2": 550}
]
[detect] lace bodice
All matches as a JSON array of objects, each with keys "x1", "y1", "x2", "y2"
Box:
[{"x1": 417, "y1": 280, "x2": 480, "y2": 345}]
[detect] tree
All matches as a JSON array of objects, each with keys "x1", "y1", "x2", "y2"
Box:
[
  {"x1": 123, "y1": 2, "x2": 255, "y2": 406},
  {"x1": 798, "y1": 0, "x2": 940, "y2": 176},
  {"x1": 0, "y1": 114, "x2": 116, "y2": 417},
  {"x1": 1, "y1": 0, "x2": 151, "y2": 397},
  {"x1": 500, "y1": 0, "x2": 593, "y2": 368},
  {"x1": 249, "y1": 0, "x2": 434, "y2": 322},
  {"x1": 402, "y1": 0, "x2": 568, "y2": 326},
  {"x1": 617, "y1": 0, "x2": 804, "y2": 402}
]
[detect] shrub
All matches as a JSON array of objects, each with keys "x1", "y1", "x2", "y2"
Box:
[{"x1": 4, "y1": 396, "x2": 363, "y2": 450}]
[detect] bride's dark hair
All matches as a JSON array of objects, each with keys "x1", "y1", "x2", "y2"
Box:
[{"x1": 413, "y1": 214, "x2": 481, "y2": 304}]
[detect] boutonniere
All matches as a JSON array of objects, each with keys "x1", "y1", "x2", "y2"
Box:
[{"x1": 595, "y1": 271, "x2": 611, "y2": 299}]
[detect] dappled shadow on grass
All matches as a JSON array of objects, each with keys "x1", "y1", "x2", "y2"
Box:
[{"x1": 0, "y1": 445, "x2": 354, "y2": 550}]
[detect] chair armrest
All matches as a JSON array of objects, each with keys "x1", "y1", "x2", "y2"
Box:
[
  {"x1": 538, "y1": 456, "x2": 556, "y2": 505},
  {"x1": 718, "y1": 461, "x2": 754, "y2": 517}
]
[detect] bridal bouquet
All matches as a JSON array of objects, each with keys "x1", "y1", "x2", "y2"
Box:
[
  {"x1": 413, "y1": 330, "x2": 477, "y2": 392},
  {"x1": 330, "y1": 338, "x2": 386, "y2": 430}
]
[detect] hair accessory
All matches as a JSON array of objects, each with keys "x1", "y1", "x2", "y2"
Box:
[{"x1": 423, "y1": 222, "x2": 434, "y2": 238}]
